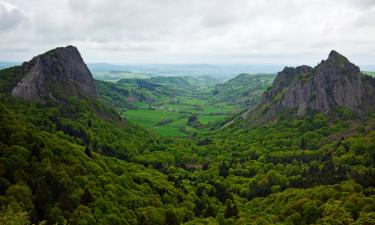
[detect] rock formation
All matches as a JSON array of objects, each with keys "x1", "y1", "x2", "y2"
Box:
[
  {"x1": 244, "y1": 50, "x2": 375, "y2": 121},
  {"x1": 11, "y1": 46, "x2": 97, "y2": 103}
]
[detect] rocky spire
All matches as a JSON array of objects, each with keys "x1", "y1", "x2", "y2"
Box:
[
  {"x1": 11, "y1": 46, "x2": 97, "y2": 103},
  {"x1": 244, "y1": 50, "x2": 375, "y2": 122}
]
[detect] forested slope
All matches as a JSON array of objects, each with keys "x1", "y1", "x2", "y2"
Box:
[{"x1": 210, "y1": 73, "x2": 275, "y2": 108}]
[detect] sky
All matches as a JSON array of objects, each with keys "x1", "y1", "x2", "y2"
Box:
[{"x1": 0, "y1": 0, "x2": 375, "y2": 66}]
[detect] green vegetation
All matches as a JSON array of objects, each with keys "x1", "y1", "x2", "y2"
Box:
[
  {"x1": 123, "y1": 97, "x2": 238, "y2": 136},
  {"x1": 363, "y1": 71, "x2": 375, "y2": 77},
  {"x1": 210, "y1": 73, "x2": 275, "y2": 108},
  {"x1": 0, "y1": 66, "x2": 23, "y2": 93},
  {"x1": 97, "y1": 76, "x2": 240, "y2": 136},
  {"x1": 97, "y1": 74, "x2": 273, "y2": 136},
  {"x1": 327, "y1": 51, "x2": 350, "y2": 65},
  {"x1": 0, "y1": 65, "x2": 374, "y2": 224},
  {"x1": 96, "y1": 75, "x2": 219, "y2": 110}
]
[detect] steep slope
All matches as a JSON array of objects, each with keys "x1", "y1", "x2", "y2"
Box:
[
  {"x1": 11, "y1": 46, "x2": 97, "y2": 103},
  {"x1": 0, "y1": 46, "x2": 153, "y2": 158},
  {"x1": 0, "y1": 99, "x2": 183, "y2": 224},
  {"x1": 243, "y1": 51, "x2": 375, "y2": 124}
]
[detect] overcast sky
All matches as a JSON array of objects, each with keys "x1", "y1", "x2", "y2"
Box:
[{"x1": 0, "y1": 0, "x2": 374, "y2": 65}]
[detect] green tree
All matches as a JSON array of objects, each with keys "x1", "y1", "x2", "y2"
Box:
[{"x1": 0, "y1": 206, "x2": 30, "y2": 225}]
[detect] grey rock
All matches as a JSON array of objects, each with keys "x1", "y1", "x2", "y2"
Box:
[
  {"x1": 246, "y1": 50, "x2": 375, "y2": 120},
  {"x1": 11, "y1": 46, "x2": 97, "y2": 103}
]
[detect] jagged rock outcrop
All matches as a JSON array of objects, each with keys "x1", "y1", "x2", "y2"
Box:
[
  {"x1": 11, "y1": 46, "x2": 97, "y2": 103},
  {"x1": 244, "y1": 50, "x2": 375, "y2": 121}
]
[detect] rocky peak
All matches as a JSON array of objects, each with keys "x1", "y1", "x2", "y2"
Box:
[
  {"x1": 261, "y1": 65, "x2": 313, "y2": 104},
  {"x1": 328, "y1": 50, "x2": 347, "y2": 61},
  {"x1": 245, "y1": 50, "x2": 375, "y2": 121},
  {"x1": 11, "y1": 46, "x2": 97, "y2": 103},
  {"x1": 317, "y1": 50, "x2": 360, "y2": 74},
  {"x1": 327, "y1": 50, "x2": 351, "y2": 64}
]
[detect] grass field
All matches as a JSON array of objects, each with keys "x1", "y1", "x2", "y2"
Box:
[{"x1": 123, "y1": 96, "x2": 240, "y2": 136}]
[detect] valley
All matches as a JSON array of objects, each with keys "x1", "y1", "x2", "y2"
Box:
[
  {"x1": 0, "y1": 46, "x2": 375, "y2": 225},
  {"x1": 2, "y1": 1, "x2": 375, "y2": 224},
  {"x1": 95, "y1": 73, "x2": 274, "y2": 136},
  {"x1": 122, "y1": 97, "x2": 237, "y2": 136}
]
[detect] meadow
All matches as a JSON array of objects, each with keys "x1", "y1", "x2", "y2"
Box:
[{"x1": 123, "y1": 96, "x2": 240, "y2": 136}]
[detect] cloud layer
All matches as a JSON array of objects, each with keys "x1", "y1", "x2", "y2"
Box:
[{"x1": 1, "y1": 0, "x2": 375, "y2": 65}]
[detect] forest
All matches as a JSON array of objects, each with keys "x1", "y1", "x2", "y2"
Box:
[{"x1": 0, "y1": 58, "x2": 375, "y2": 225}]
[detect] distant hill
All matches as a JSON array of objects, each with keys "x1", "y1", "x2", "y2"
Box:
[
  {"x1": 93, "y1": 70, "x2": 152, "y2": 81},
  {"x1": 117, "y1": 76, "x2": 219, "y2": 96},
  {"x1": 96, "y1": 75, "x2": 220, "y2": 110},
  {"x1": 89, "y1": 63, "x2": 283, "y2": 81},
  {"x1": 0, "y1": 62, "x2": 19, "y2": 69},
  {"x1": 210, "y1": 73, "x2": 275, "y2": 108}
]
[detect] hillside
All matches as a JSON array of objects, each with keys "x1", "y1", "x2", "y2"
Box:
[
  {"x1": 97, "y1": 76, "x2": 219, "y2": 109},
  {"x1": 210, "y1": 73, "x2": 275, "y2": 108},
  {"x1": 0, "y1": 47, "x2": 374, "y2": 225},
  {"x1": 116, "y1": 76, "x2": 218, "y2": 99}
]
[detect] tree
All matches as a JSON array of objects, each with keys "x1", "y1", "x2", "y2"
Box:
[
  {"x1": 5, "y1": 183, "x2": 34, "y2": 212},
  {"x1": 219, "y1": 162, "x2": 229, "y2": 178},
  {"x1": 84, "y1": 146, "x2": 92, "y2": 158},
  {"x1": 165, "y1": 210, "x2": 179, "y2": 225},
  {"x1": 205, "y1": 204, "x2": 216, "y2": 218},
  {"x1": 0, "y1": 206, "x2": 31, "y2": 225},
  {"x1": 81, "y1": 188, "x2": 94, "y2": 205},
  {"x1": 318, "y1": 202, "x2": 354, "y2": 225},
  {"x1": 0, "y1": 178, "x2": 10, "y2": 195},
  {"x1": 300, "y1": 136, "x2": 306, "y2": 150},
  {"x1": 224, "y1": 202, "x2": 239, "y2": 219}
]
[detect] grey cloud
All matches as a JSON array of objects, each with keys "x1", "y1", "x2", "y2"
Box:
[
  {"x1": 0, "y1": 3, "x2": 25, "y2": 30},
  {"x1": 351, "y1": 0, "x2": 375, "y2": 9},
  {"x1": 354, "y1": 9, "x2": 375, "y2": 27},
  {"x1": 0, "y1": 0, "x2": 375, "y2": 65}
]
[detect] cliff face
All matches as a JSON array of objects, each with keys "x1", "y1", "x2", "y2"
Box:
[
  {"x1": 245, "y1": 50, "x2": 375, "y2": 121},
  {"x1": 11, "y1": 46, "x2": 97, "y2": 103}
]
